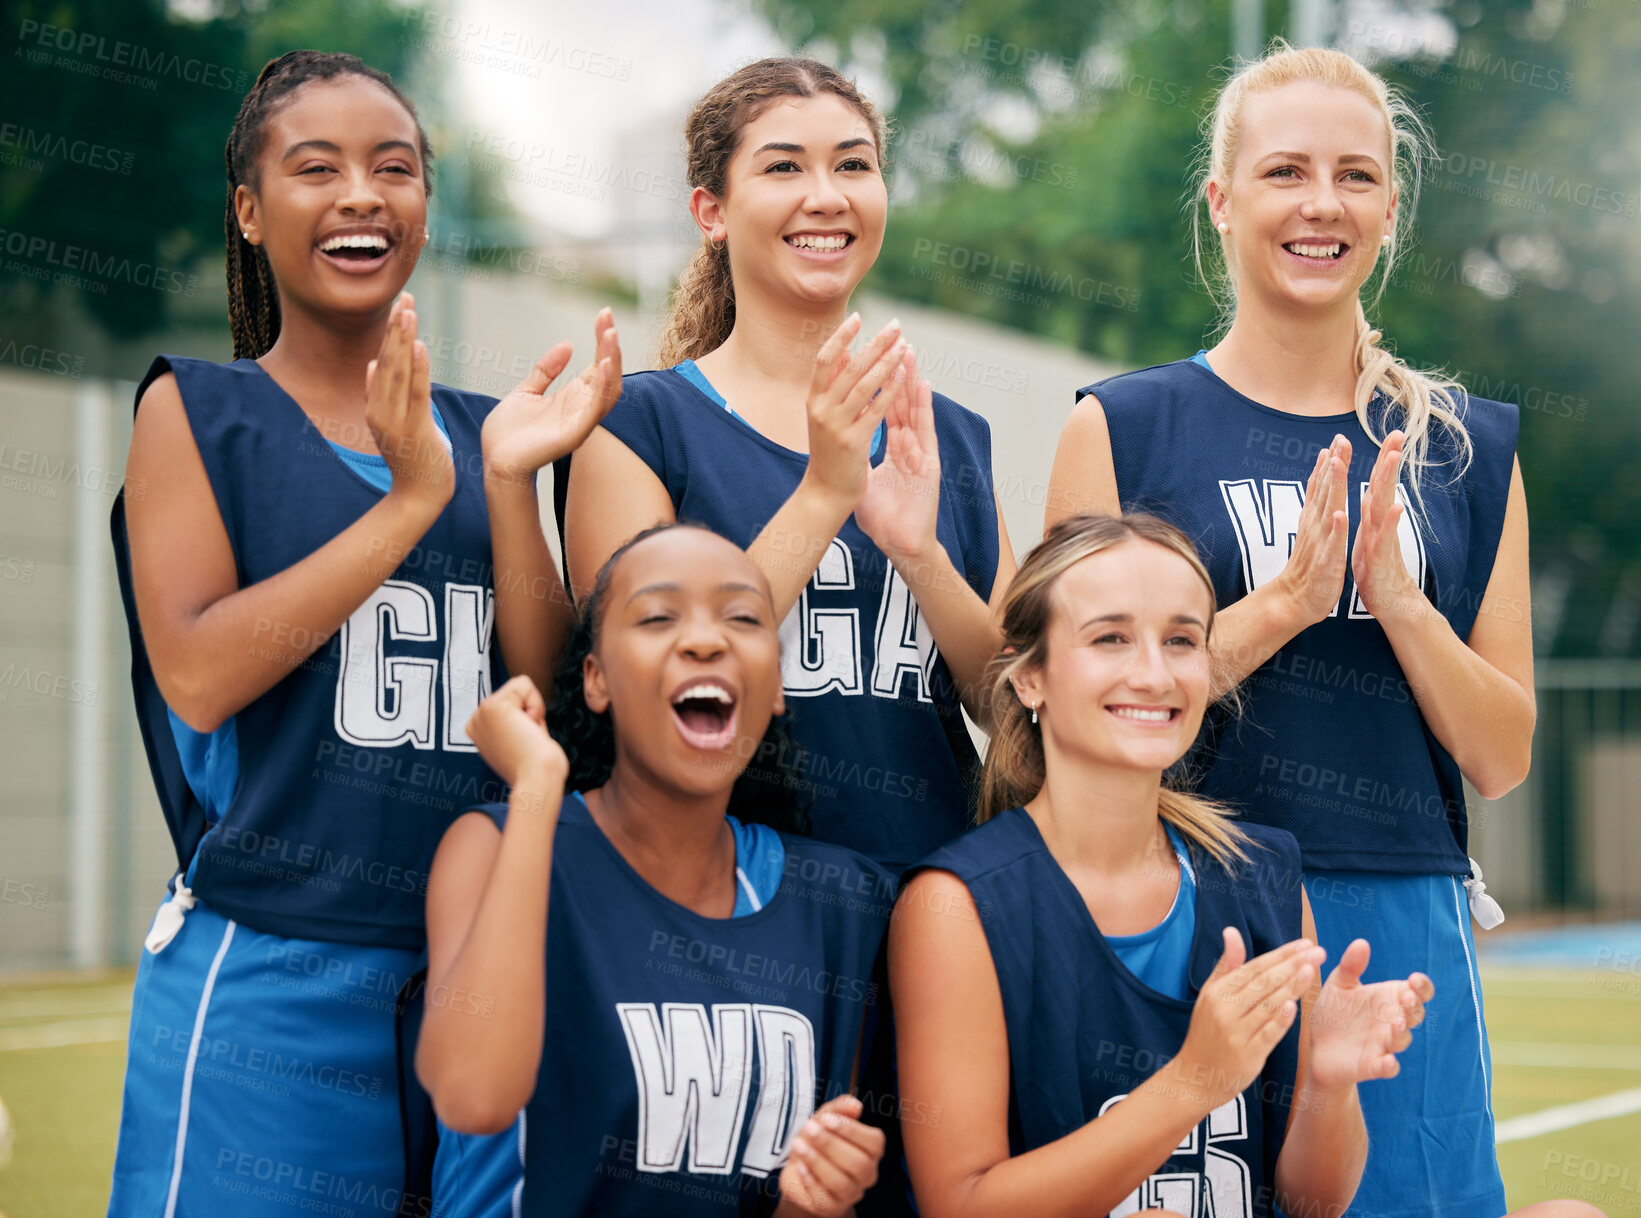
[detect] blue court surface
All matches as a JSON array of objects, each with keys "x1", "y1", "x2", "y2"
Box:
[{"x1": 1476, "y1": 920, "x2": 1641, "y2": 969}]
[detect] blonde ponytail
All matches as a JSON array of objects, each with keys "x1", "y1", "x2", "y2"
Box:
[{"x1": 1350, "y1": 299, "x2": 1473, "y2": 521}]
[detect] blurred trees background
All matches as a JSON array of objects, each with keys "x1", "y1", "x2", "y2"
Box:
[
  {"x1": 757, "y1": 0, "x2": 1641, "y2": 659},
  {"x1": 1, "y1": 0, "x2": 1636, "y2": 656}
]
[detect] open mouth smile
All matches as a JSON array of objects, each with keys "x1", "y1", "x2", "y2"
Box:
[
  {"x1": 316, "y1": 229, "x2": 397, "y2": 273},
  {"x1": 670, "y1": 680, "x2": 740, "y2": 752}
]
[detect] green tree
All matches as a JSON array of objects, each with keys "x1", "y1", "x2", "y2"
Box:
[
  {"x1": 0, "y1": 0, "x2": 433, "y2": 353},
  {"x1": 756, "y1": 0, "x2": 1641, "y2": 656}
]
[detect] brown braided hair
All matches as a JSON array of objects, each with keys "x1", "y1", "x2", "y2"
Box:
[
  {"x1": 225, "y1": 51, "x2": 435, "y2": 360},
  {"x1": 656, "y1": 58, "x2": 888, "y2": 368}
]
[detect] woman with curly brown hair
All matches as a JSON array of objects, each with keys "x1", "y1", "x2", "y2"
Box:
[{"x1": 553, "y1": 57, "x2": 1017, "y2": 876}]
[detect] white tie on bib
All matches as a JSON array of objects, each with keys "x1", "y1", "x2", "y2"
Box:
[
  {"x1": 1463, "y1": 857, "x2": 1505, "y2": 930},
  {"x1": 143, "y1": 880, "x2": 197, "y2": 953}
]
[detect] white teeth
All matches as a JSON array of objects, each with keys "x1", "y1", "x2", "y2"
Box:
[
  {"x1": 319, "y1": 234, "x2": 389, "y2": 253},
  {"x1": 674, "y1": 684, "x2": 733, "y2": 706},
  {"x1": 1110, "y1": 707, "x2": 1172, "y2": 722},
  {"x1": 786, "y1": 234, "x2": 849, "y2": 252},
  {"x1": 1288, "y1": 242, "x2": 1341, "y2": 260}
]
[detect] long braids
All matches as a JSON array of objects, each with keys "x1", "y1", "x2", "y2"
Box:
[{"x1": 223, "y1": 51, "x2": 435, "y2": 360}]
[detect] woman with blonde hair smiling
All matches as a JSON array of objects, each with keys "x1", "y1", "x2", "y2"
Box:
[{"x1": 1044, "y1": 42, "x2": 1583, "y2": 1218}]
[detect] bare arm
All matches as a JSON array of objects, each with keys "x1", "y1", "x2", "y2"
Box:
[
  {"x1": 566, "y1": 318, "x2": 906, "y2": 622},
  {"x1": 858, "y1": 360, "x2": 1014, "y2": 722},
  {"x1": 482, "y1": 310, "x2": 623, "y2": 692},
  {"x1": 746, "y1": 319, "x2": 907, "y2": 621},
  {"x1": 1275, "y1": 889, "x2": 1431, "y2": 1213},
  {"x1": 898, "y1": 496, "x2": 1016, "y2": 724},
  {"x1": 1047, "y1": 393, "x2": 1354, "y2": 694},
  {"x1": 1043, "y1": 391, "x2": 1120, "y2": 530},
  {"x1": 891, "y1": 870, "x2": 1316, "y2": 1218},
  {"x1": 1358, "y1": 448, "x2": 1534, "y2": 798},
  {"x1": 483, "y1": 477, "x2": 576, "y2": 693},
  {"x1": 415, "y1": 676, "x2": 567, "y2": 1133},
  {"x1": 1270, "y1": 892, "x2": 1367, "y2": 1215},
  {"x1": 563, "y1": 424, "x2": 678, "y2": 604},
  {"x1": 126, "y1": 300, "x2": 454, "y2": 732}
]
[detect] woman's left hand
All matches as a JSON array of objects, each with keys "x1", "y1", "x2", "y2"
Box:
[
  {"x1": 856, "y1": 347, "x2": 941, "y2": 564},
  {"x1": 1350, "y1": 430, "x2": 1423, "y2": 622},
  {"x1": 481, "y1": 308, "x2": 622, "y2": 488},
  {"x1": 1306, "y1": 938, "x2": 1433, "y2": 1090}
]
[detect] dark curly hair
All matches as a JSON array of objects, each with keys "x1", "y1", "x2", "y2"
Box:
[
  {"x1": 224, "y1": 50, "x2": 434, "y2": 360},
  {"x1": 546, "y1": 522, "x2": 813, "y2": 836}
]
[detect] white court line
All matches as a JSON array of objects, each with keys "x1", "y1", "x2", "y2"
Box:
[
  {"x1": 1495, "y1": 1087, "x2": 1641, "y2": 1144},
  {"x1": 0, "y1": 994, "x2": 131, "y2": 1020},
  {"x1": 1491, "y1": 1042, "x2": 1641, "y2": 1070},
  {"x1": 0, "y1": 1016, "x2": 128, "y2": 1051}
]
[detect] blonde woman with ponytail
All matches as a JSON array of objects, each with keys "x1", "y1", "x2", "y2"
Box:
[
  {"x1": 559, "y1": 58, "x2": 1015, "y2": 876},
  {"x1": 1045, "y1": 43, "x2": 1542, "y2": 1218},
  {"x1": 891, "y1": 512, "x2": 1436, "y2": 1218}
]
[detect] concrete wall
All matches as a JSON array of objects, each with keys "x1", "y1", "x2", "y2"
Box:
[
  {"x1": 6, "y1": 259, "x2": 1632, "y2": 970},
  {"x1": 0, "y1": 264, "x2": 1116, "y2": 971}
]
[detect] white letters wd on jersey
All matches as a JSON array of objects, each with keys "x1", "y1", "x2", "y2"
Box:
[
  {"x1": 334, "y1": 579, "x2": 494, "y2": 751},
  {"x1": 1099, "y1": 1094, "x2": 1254, "y2": 1218},
  {"x1": 779, "y1": 538, "x2": 937, "y2": 702},
  {"x1": 617, "y1": 1002, "x2": 817, "y2": 1178},
  {"x1": 1219, "y1": 479, "x2": 1426, "y2": 618}
]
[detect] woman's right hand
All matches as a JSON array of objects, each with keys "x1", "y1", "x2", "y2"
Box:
[
  {"x1": 367, "y1": 293, "x2": 455, "y2": 508},
  {"x1": 1170, "y1": 930, "x2": 1324, "y2": 1112},
  {"x1": 464, "y1": 675, "x2": 567, "y2": 792},
  {"x1": 776, "y1": 1094, "x2": 885, "y2": 1217},
  {"x1": 1274, "y1": 436, "x2": 1351, "y2": 627},
  {"x1": 481, "y1": 307, "x2": 623, "y2": 488},
  {"x1": 800, "y1": 314, "x2": 907, "y2": 513}
]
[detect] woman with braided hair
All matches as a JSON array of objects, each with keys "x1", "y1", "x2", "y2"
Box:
[{"x1": 106, "y1": 50, "x2": 617, "y2": 1216}]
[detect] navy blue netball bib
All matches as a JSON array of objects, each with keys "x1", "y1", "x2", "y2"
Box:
[
  {"x1": 565, "y1": 369, "x2": 1000, "y2": 873},
  {"x1": 915, "y1": 810, "x2": 1303, "y2": 1218},
  {"x1": 1085, "y1": 360, "x2": 1518, "y2": 873},
  {"x1": 111, "y1": 356, "x2": 507, "y2": 948},
  {"x1": 475, "y1": 794, "x2": 893, "y2": 1217}
]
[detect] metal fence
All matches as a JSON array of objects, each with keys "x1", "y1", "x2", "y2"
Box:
[{"x1": 1469, "y1": 661, "x2": 1641, "y2": 918}]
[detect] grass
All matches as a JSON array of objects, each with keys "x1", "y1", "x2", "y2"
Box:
[{"x1": 0, "y1": 967, "x2": 1638, "y2": 1217}]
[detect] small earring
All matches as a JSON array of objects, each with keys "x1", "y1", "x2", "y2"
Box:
[
  {"x1": 1030, "y1": 704, "x2": 1039, "y2": 725},
  {"x1": 1381, "y1": 233, "x2": 1392, "y2": 246},
  {"x1": 241, "y1": 231, "x2": 250, "y2": 240},
  {"x1": 710, "y1": 234, "x2": 725, "y2": 253},
  {"x1": 1216, "y1": 221, "x2": 1229, "y2": 235}
]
